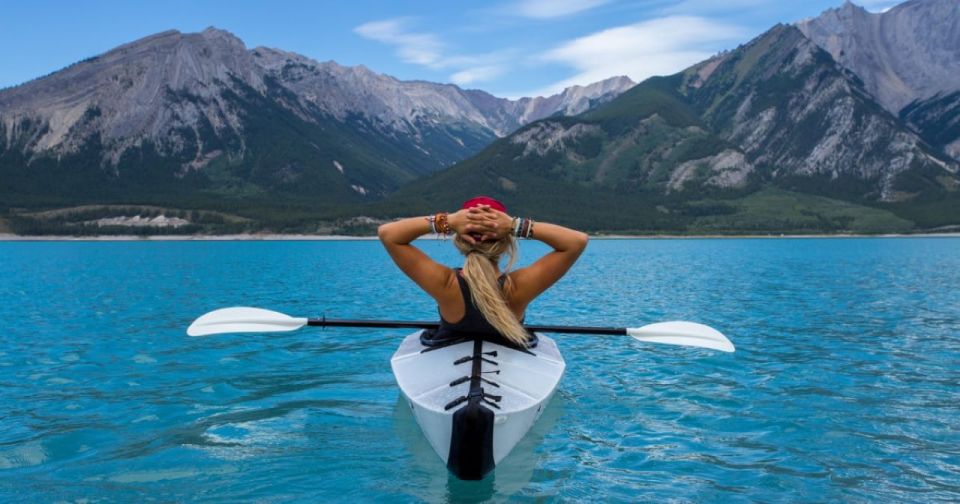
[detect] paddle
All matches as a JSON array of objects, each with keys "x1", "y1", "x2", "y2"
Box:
[{"x1": 187, "y1": 307, "x2": 735, "y2": 352}]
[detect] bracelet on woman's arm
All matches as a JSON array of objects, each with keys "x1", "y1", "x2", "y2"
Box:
[
  {"x1": 514, "y1": 217, "x2": 535, "y2": 238},
  {"x1": 425, "y1": 213, "x2": 450, "y2": 235},
  {"x1": 435, "y1": 212, "x2": 450, "y2": 235}
]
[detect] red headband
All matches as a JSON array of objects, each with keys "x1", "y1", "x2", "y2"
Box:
[{"x1": 461, "y1": 196, "x2": 506, "y2": 213}]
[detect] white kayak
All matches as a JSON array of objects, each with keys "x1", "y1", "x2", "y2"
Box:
[{"x1": 390, "y1": 331, "x2": 565, "y2": 480}]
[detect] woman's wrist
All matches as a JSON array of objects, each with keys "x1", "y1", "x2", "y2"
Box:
[
  {"x1": 425, "y1": 211, "x2": 452, "y2": 235},
  {"x1": 511, "y1": 216, "x2": 535, "y2": 239},
  {"x1": 446, "y1": 210, "x2": 464, "y2": 235}
]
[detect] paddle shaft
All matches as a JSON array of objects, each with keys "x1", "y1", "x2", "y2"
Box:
[{"x1": 306, "y1": 318, "x2": 626, "y2": 335}]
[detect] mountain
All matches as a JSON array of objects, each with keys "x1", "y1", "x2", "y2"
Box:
[
  {"x1": 383, "y1": 23, "x2": 959, "y2": 233},
  {"x1": 0, "y1": 28, "x2": 633, "y2": 207},
  {"x1": 900, "y1": 91, "x2": 960, "y2": 161},
  {"x1": 797, "y1": 0, "x2": 960, "y2": 114},
  {"x1": 5, "y1": 3, "x2": 960, "y2": 236},
  {"x1": 383, "y1": 74, "x2": 737, "y2": 224},
  {"x1": 797, "y1": 0, "x2": 960, "y2": 162},
  {"x1": 462, "y1": 76, "x2": 636, "y2": 135},
  {"x1": 680, "y1": 24, "x2": 956, "y2": 202}
]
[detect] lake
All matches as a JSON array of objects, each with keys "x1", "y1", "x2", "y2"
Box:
[{"x1": 1, "y1": 238, "x2": 958, "y2": 502}]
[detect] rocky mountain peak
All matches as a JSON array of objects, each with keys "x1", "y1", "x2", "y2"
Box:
[
  {"x1": 684, "y1": 22, "x2": 956, "y2": 201},
  {"x1": 551, "y1": 75, "x2": 635, "y2": 115},
  {"x1": 797, "y1": 0, "x2": 960, "y2": 113},
  {"x1": 840, "y1": 0, "x2": 867, "y2": 13},
  {"x1": 0, "y1": 26, "x2": 271, "y2": 163},
  {"x1": 0, "y1": 27, "x2": 634, "y2": 200},
  {"x1": 200, "y1": 26, "x2": 243, "y2": 42}
]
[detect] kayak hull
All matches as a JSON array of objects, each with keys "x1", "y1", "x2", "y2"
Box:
[{"x1": 391, "y1": 331, "x2": 565, "y2": 480}]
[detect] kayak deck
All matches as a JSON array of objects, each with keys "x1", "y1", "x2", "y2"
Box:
[{"x1": 391, "y1": 331, "x2": 565, "y2": 479}]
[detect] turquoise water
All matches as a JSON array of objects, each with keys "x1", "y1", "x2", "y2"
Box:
[{"x1": 1, "y1": 238, "x2": 958, "y2": 502}]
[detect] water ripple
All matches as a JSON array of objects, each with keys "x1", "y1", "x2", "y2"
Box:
[{"x1": 0, "y1": 238, "x2": 958, "y2": 502}]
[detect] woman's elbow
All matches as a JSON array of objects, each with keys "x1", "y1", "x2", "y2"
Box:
[
  {"x1": 377, "y1": 223, "x2": 393, "y2": 242},
  {"x1": 576, "y1": 232, "x2": 589, "y2": 252}
]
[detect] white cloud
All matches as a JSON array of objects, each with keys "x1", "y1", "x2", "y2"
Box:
[
  {"x1": 354, "y1": 18, "x2": 445, "y2": 68},
  {"x1": 354, "y1": 18, "x2": 514, "y2": 86},
  {"x1": 451, "y1": 65, "x2": 507, "y2": 85},
  {"x1": 513, "y1": 0, "x2": 610, "y2": 19},
  {"x1": 529, "y1": 16, "x2": 745, "y2": 97}
]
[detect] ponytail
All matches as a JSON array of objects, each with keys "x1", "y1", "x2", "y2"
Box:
[{"x1": 454, "y1": 235, "x2": 529, "y2": 346}]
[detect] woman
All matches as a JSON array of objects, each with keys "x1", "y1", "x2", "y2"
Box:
[{"x1": 378, "y1": 196, "x2": 588, "y2": 347}]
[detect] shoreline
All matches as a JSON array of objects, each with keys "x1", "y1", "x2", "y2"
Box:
[{"x1": 2, "y1": 232, "x2": 959, "y2": 241}]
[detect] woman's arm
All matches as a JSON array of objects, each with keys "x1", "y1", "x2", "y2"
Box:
[
  {"x1": 493, "y1": 213, "x2": 589, "y2": 306},
  {"x1": 377, "y1": 209, "x2": 490, "y2": 300}
]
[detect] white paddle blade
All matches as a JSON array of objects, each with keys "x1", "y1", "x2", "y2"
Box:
[
  {"x1": 187, "y1": 307, "x2": 309, "y2": 337},
  {"x1": 627, "y1": 321, "x2": 735, "y2": 353}
]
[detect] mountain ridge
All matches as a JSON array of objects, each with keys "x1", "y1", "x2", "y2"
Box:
[
  {"x1": 378, "y1": 22, "x2": 959, "y2": 233},
  {"x1": 797, "y1": 0, "x2": 960, "y2": 163},
  {"x1": 796, "y1": 0, "x2": 960, "y2": 114},
  {"x1": 0, "y1": 27, "x2": 634, "y2": 204},
  {"x1": 4, "y1": 3, "x2": 960, "y2": 235},
  {"x1": 680, "y1": 23, "x2": 955, "y2": 201}
]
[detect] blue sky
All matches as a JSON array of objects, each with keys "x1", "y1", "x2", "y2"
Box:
[{"x1": 0, "y1": 0, "x2": 900, "y2": 98}]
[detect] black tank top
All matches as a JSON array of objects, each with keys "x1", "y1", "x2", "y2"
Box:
[{"x1": 421, "y1": 268, "x2": 537, "y2": 347}]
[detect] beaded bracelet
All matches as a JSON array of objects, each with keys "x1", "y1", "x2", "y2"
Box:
[
  {"x1": 425, "y1": 213, "x2": 450, "y2": 235},
  {"x1": 514, "y1": 217, "x2": 535, "y2": 238},
  {"x1": 435, "y1": 212, "x2": 450, "y2": 235}
]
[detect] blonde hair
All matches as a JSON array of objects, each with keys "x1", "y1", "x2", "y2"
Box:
[{"x1": 453, "y1": 234, "x2": 529, "y2": 346}]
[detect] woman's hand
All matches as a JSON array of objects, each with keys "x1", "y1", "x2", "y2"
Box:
[
  {"x1": 484, "y1": 207, "x2": 514, "y2": 239},
  {"x1": 449, "y1": 205, "x2": 512, "y2": 244}
]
